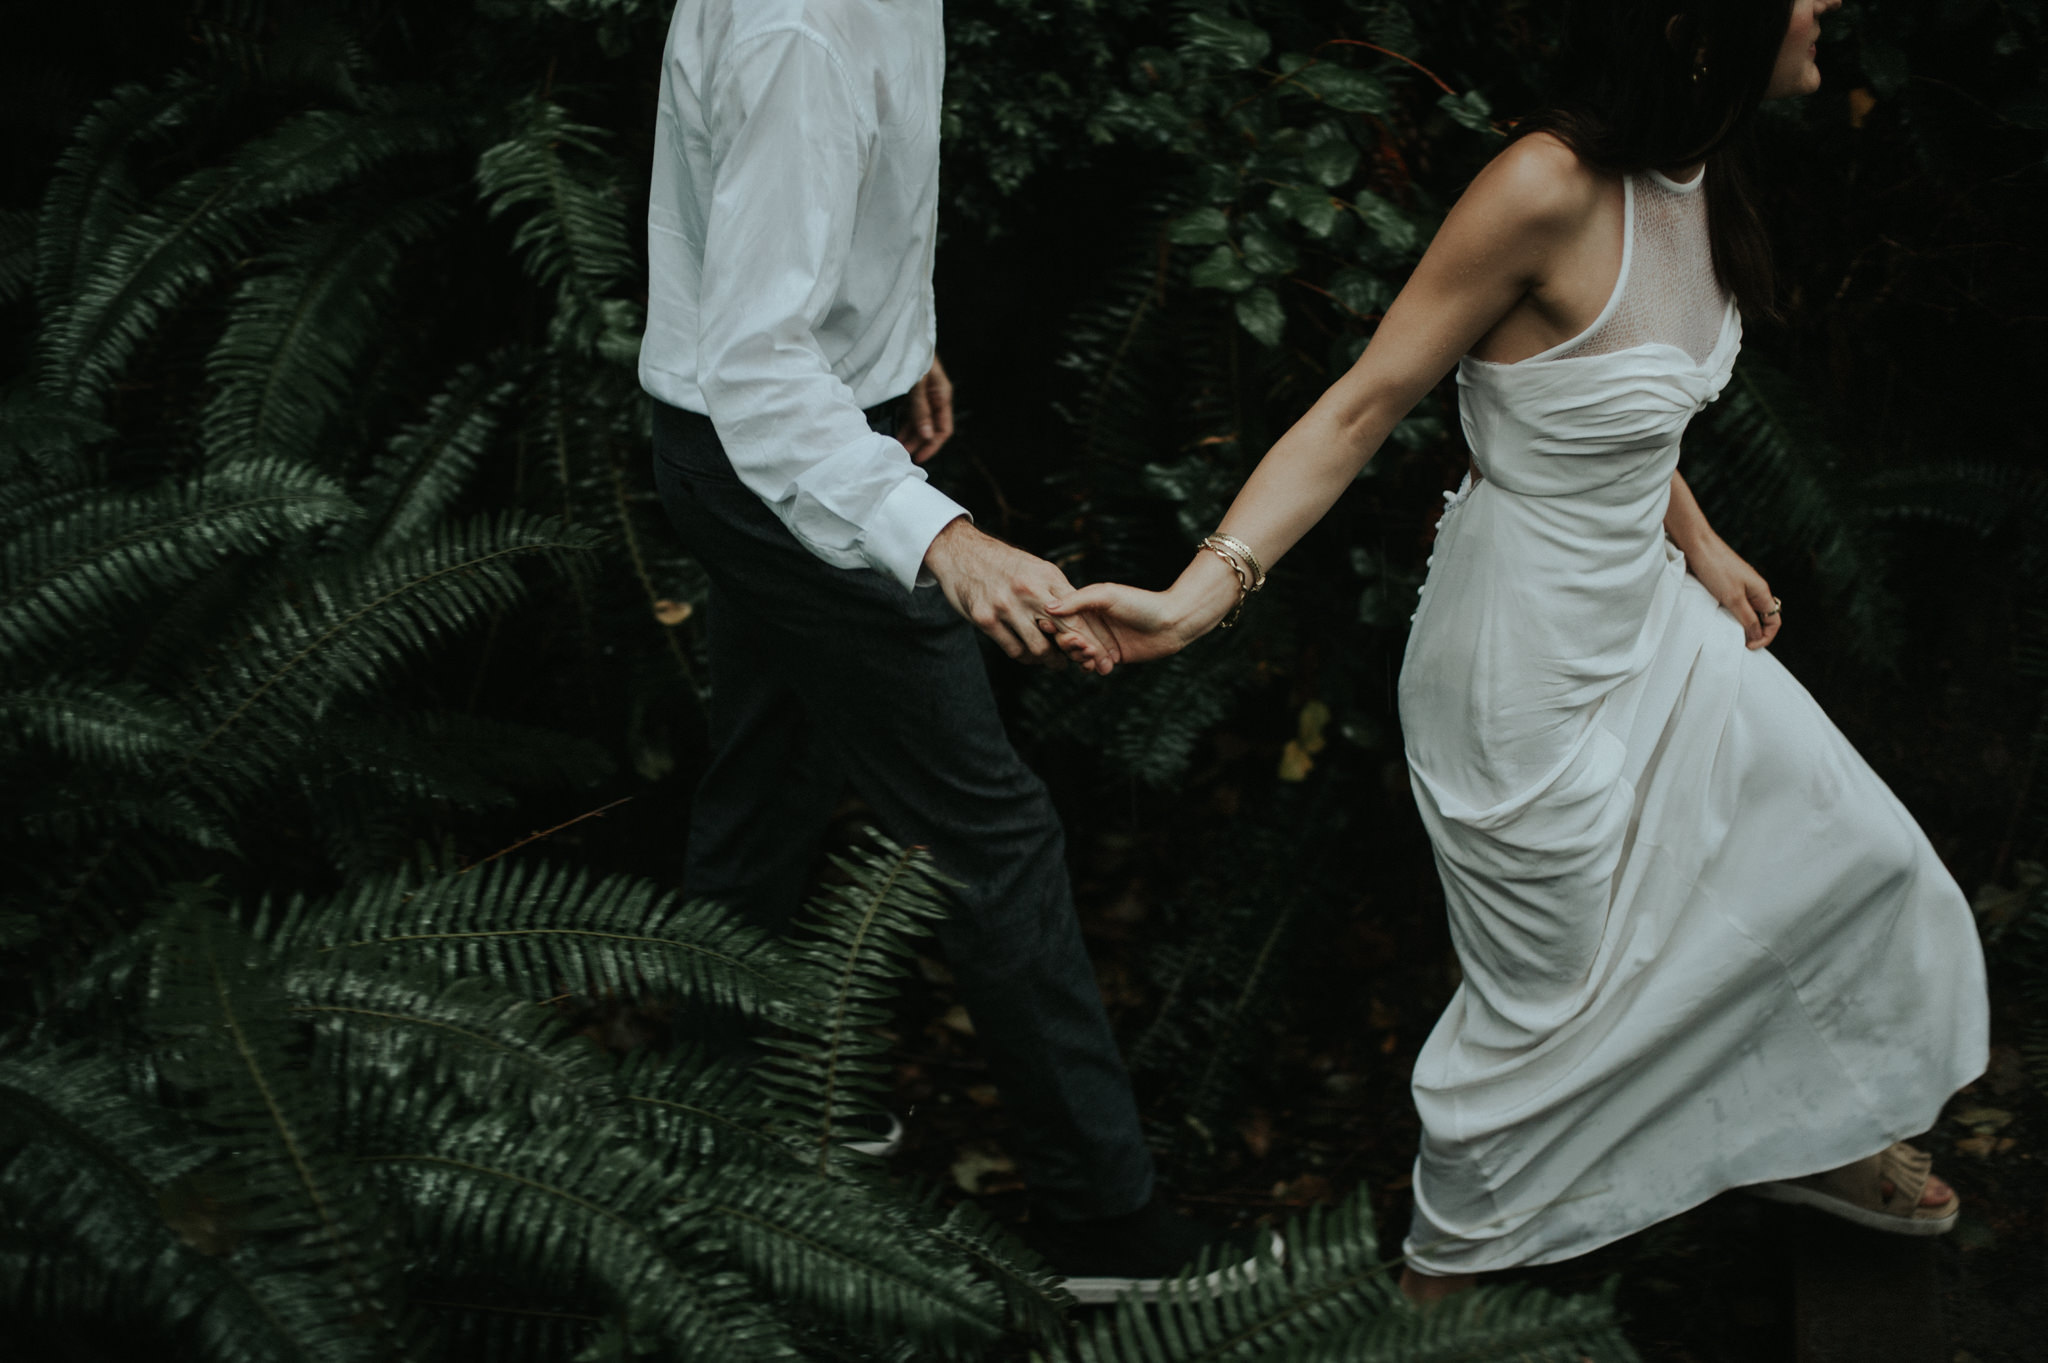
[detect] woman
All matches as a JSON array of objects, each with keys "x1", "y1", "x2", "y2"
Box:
[{"x1": 1046, "y1": 0, "x2": 1989, "y2": 1302}]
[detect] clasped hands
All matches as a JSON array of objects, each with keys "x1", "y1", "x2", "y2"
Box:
[
  {"x1": 922, "y1": 520, "x2": 1121, "y2": 675},
  {"x1": 901, "y1": 357, "x2": 1237, "y2": 672}
]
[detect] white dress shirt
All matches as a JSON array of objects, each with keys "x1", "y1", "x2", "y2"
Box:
[{"x1": 639, "y1": 0, "x2": 966, "y2": 591}]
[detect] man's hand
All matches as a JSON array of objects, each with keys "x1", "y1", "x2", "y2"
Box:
[
  {"x1": 923, "y1": 519, "x2": 1115, "y2": 673},
  {"x1": 1684, "y1": 533, "x2": 1782, "y2": 650},
  {"x1": 900, "y1": 356, "x2": 954, "y2": 464},
  {"x1": 1044, "y1": 583, "x2": 1189, "y2": 667}
]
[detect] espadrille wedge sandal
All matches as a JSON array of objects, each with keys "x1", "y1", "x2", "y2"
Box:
[{"x1": 1747, "y1": 1141, "x2": 1959, "y2": 1236}]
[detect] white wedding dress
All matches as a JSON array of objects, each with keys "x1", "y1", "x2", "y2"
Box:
[{"x1": 1395, "y1": 167, "x2": 1989, "y2": 1274}]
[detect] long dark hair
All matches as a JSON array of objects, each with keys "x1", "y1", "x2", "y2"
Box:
[{"x1": 1512, "y1": 0, "x2": 1790, "y2": 318}]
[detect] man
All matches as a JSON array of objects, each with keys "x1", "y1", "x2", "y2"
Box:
[{"x1": 637, "y1": 0, "x2": 1250, "y2": 1302}]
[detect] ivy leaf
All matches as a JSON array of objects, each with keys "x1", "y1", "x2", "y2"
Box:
[
  {"x1": 1293, "y1": 65, "x2": 1391, "y2": 115},
  {"x1": 1241, "y1": 229, "x2": 1300, "y2": 277},
  {"x1": 1303, "y1": 131, "x2": 1360, "y2": 187},
  {"x1": 1269, "y1": 185, "x2": 1341, "y2": 239},
  {"x1": 1351, "y1": 191, "x2": 1420, "y2": 254},
  {"x1": 1181, "y1": 14, "x2": 1271, "y2": 71},
  {"x1": 1235, "y1": 287, "x2": 1286, "y2": 347},
  {"x1": 1190, "y1": 245, "x2": 1256, "y2": 294},
  {"x1": 1329, "y1": 266, "x2": 1390, "y2": 316},
  {"x1": 1168, "y1": 208, "x2": 1233, "y2": 245},
  {"x1": 1437, "y1": 89, "x2": 1495, "y2": 133}
]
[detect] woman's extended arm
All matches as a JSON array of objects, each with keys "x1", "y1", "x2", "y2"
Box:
[
  {"x1": 1665, "y1": 470, "x2": 1782, "y2": 649},
  {"x1": 1048, "y1": 137, "x2": 1610, "y2": 665}
]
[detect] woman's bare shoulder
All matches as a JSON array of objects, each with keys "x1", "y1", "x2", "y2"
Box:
[{"x1": 1453, "y1": 131, "x2": 1610, "y2": 242}]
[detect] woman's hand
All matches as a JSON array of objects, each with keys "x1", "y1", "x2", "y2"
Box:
[
  {"x1": 1684, "y1": 533, "x2": 1782, "y2": 649},
  {"x1": 1043, "y1": 583, "x2": 1190, "y2": 668},
  {"x1": 1042, "y1": 549, "x2": 1245, "y2": 670}
]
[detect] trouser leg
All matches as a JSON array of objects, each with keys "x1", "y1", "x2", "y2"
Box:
[
  {"x1": 651, "y1": 401, "x2": 1155, "y2": 1220},
  {"x1": 681, "y1": 577, "x2": 844, "y2": 934}
]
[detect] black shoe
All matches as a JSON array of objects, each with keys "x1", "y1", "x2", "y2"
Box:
[{"x1": 1020, "y1": 1198, "x2": 1279, "y2": 1305}]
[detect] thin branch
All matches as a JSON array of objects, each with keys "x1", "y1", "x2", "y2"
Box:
[{"x1": 461, "y1": 795, "x2": 632, "y2": 873}]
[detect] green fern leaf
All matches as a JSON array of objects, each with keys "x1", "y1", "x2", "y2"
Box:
[
  {"x1": 353, "y1": 360, "x2": 519, "y2": 551},
  {"x1": 0, "y1": 680, "x2": 192, "y2": 774},
  {"x1": 922, "y1": 1195, "x2": 1076, "y2": 1337},
  {"x1": 257, "y1": 859, "x2": 794, "y2": 1016},
  {"x1": 287, "y1": 960, "x2": 618, "y2": 1119},
  {"x1": 758, "y1": 832, "x2": 954, "y2": 1175},
  {"x1": 0, "y1": 383, "x2": 114, "y2": 486},
  {"x1": 172, "y1": 512, "x2": 600, "y2": 796},
  {"x1": 1263, "y1": 1280, "x2": 1638, "y2": 1363},
  {"x1": 200, "y1": 194, "x2": 454, "y2": 469},
  {"x1": 143, "y1": 898, "x2": 421, "y2": 1359},
  {"x1": 0, "y1": 208, "x2": 33, "y2": 309},
  {"x1": 476, "y1": 97, "x2": 642, "y2": 360},
  {"x1": 1687, "y1": 360, "x2": 1900, "y2": 665},
  {"x1": 619, "y1": 1044, "x2": 790, "y2": 1166},
  {"x1": 34, "y1": 77, "x2": 212, "y2": 315},
  {"x1": 676, "y1": 1162, "x2": 1008, "y2": 1356},
  {"x1": 358, "y1": 1103, "x2": 790, "y2": 1360},
  {"x1": 0, "y1": 1043, "x2": 394, "y2": 1363},
  {"x1": 0, "y1": 458, "x2": 355, "y2": 663},
  {"x1": 45, "y1": 99, "x2": 462, "y2": 408},
  {"x1": 1071, "y1": 1193, "x2": 1390, "y2": 1363}
]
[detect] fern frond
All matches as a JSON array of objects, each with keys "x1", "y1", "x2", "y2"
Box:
[
  {"x1": 619, "y1": 1044, "x2": 788, "y2": 1166},
  {"x1": 257, "y1": 859, "x2": 794, "y2": 1016},
  {"x1": 143, "y1": 897, "x2": 417, "y2": 1356},
  {"x1": 1026, "y1": 625, "x2": 1263, "y2": 788},
  {"x1": 0, "y1": 208, "x2": 34, "y2": 309},
  {"x1": 677, "y1": 1162, "x2": 1009, "y2": 1357},
  {"x1": 476, "y1": 96, "x2": 642, "y2": 360},
  {"x1": 358, "y1": 1103, "x2": 789, "y2": 1361},
  {"x1": 1860, "y1": 460, "x2": 2048, "y2": 579},
  {"x1": 1686, "y1": 361, "x2": 1900, "y2": 664},
  {"x1": 46, "y1": 100, "x2": 462, "y2": 408},
  {"x1": 0, "y1": 681, "x2": 192, "y2": 774},
  {"x1": 0, "y1": 383, "x2": 114, "y2": 488},
  {"x1": 353, "y1": 360, "x2": 519, "y2": 551},
  {"x1": 0, "y1": 1044, "x2": 358, "y2": 1363},
  {"x1": 287, "y1": 960, "x2": 618, "y2": 1119},
  {"x1": 200, "y1": 193, "x2": 454, "y2": 469},
  {"x1": 0, "y1": 458, "x2": 355, "y2": 664},
  {"x1": 1072, "y1": 1192, "x2": 1391, "y2": 1363},
  {"x1": 173, "y1": 512, "x2": 600, "y2": 794},
  {"x1": 921, "y1": 1195, "x2": 1075, "y2": 1337},
  {"x1": 34, "y1": 77, "x2": 213, "y2": 315},
  {"x1": 759, "y1": 831, "x2": 953, "y2": 1175},
  {"x1": 1274, "y1": 1280, "x2": 1637, "y2": 1363}
]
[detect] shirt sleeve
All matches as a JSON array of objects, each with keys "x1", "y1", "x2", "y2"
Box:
[{"x1": 695, "y1": 26, "x2": 966, "y2": 591}]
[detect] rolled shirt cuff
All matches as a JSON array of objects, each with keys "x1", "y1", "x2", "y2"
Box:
[{"x1": 863, "y1": 474, "x2": 970, "y2": 591}]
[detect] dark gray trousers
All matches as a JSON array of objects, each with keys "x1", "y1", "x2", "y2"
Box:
[{"x1": 651, "y1": 399, "x2": 1155, "y2": 1220}]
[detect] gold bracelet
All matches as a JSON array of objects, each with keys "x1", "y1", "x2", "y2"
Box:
[
  {"x1": 1197, "y1": 540, "x2": 1250, "y2": 628},
  {"x1": 1204, "y1": 532, "x2": 1267, "y2": 592}
]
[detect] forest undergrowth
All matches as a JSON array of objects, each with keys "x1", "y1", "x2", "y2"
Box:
[{"x1": 2, "y1": 1, "x2": 2044, "y2": 1360}]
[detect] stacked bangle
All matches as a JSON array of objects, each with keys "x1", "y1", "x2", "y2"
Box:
[{"x1": 1199, "y1": 532, "x2": 1266, "y2": 628}]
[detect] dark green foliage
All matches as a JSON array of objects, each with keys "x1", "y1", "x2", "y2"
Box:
[
  {"x1": 261, "y1": 859, "x2": 793, "y2": 1019},
  {"x1": 7, "y1": 1, "x2": 2033, "y2": 1359},
  {"x1": 1684, "y1": 361, "x2": 1903, "y2": 665},
  {"x1": 0, "y1": 457, "x2": 354, "y2": 660},
  {"x1": 4, "y1": 836, "x2": 1064, "y2": 1362},
  {"x1": 1067, "y1": 1192, "x2": 1633, "y2": 1363},
  {"x1": 759, "y1": 837, "x2": 957, "y2": 1173}
]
